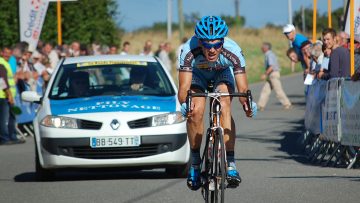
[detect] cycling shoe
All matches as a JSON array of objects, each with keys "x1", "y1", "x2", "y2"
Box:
[
  {"x1": 187, "y1": 166, "x2": 201, "y2": 191},
  {"x1": 226, "y1": 167, "x2": 241, "y2": 188}
]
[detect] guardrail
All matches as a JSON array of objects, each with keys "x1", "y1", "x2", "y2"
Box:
[{"x1": 303, "y1": 78, "x2": 360, "y2": 169}]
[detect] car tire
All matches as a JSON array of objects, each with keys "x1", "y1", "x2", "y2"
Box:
[
  {"x1": 166, "y1": 162, "x2": 190, "y2": 178},
  {"x1": 35, "y1": 141, "x2": 56, "y2": 181}
]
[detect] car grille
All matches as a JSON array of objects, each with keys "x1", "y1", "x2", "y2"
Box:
[
  {"x1": 127, "y1": 118, "x2": 151, "y2": 129},
  {"x1": 68, "y1": 144, "x2": 160, "y2": 159},
  {"x1": 79, "y1": 120, "x2": 102, "y2": 130}
]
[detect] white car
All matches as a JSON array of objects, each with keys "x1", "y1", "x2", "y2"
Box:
[{"x1": 22, "y1": 55, "x2": 190, "y2": 180}]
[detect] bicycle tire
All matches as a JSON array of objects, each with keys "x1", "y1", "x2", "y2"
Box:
[
  {"x1": 211, "y1": 130, "x2": 219, "y2": 203},
  {"x1": 202, "y1": 129, "x2": 212, "y2": 203},
  {"x1": 217, "y1": 128, "x2": 226, "y2": 203}
]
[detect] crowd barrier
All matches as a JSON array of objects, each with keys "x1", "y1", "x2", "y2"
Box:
[
  {"x1": 304, "y1": 78, "x2": 360, "y2": 169},
  {"x1": 14, "y1": 77, "x2": 44, "y2": 138}
]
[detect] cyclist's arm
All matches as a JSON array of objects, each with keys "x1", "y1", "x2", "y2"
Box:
[
  {"x1": 178, "y1": 71, "x2": 192, "y2": 103},
  {"x1": 177, "y1": 42, "x2": 194, "y2": 104},
  {"x1": 234, "y1": 72, "x2": 249, "y2": 105}
]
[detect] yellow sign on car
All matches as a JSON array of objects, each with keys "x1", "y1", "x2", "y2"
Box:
[{"x1": 77, "y1": 60, "x2": 147, "y2": 67}]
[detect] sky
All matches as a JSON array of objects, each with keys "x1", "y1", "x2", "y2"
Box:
[{"x1": 115, "y1": 0, "x2": 346, "y2": 32}]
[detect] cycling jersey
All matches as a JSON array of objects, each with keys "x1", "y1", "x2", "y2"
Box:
[{"x1": 178, "y1": 36, "x2": 246, "y2": 91}]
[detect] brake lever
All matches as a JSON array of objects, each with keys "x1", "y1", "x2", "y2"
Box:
[
  {"x1": 186, "y1": 90, "x2": 192, "y2": 116},
  {"x1": 246, "y1": 90, "x2": 252, "y2": 110}
]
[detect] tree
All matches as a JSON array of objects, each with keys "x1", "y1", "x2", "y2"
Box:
[
  {"x1": 0, "y1": 0, "x2": 19, "y2": 47},
  {"x1": 43, "y1": 0, "x2": 120, "y2": 46},
  {"x1": 0, "y1": 0, "x2": 121, "y2": 48},
  {"x1": 293, "y1": 7, "x2": 345, "y2": 33}
]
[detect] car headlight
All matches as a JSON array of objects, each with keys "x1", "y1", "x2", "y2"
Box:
[
  {"x1": 41, "y1": 115, "x2": 79, "y2": 129},
  {"x1": 151, "y1": 112, "x2": 186, "y2": 127}
]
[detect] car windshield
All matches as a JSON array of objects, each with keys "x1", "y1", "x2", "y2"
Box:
[{"x1": 49, "y1": 61, "x2": 175, "y2": 99}]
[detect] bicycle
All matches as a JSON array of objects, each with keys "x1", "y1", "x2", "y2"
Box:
[{"x1": 186, "y1": 86, "x2": 253, "y2": 203}]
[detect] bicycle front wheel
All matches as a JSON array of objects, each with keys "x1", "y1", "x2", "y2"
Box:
[{"x1": 210, "y1": 128, "x2": 226, "y2": 203}]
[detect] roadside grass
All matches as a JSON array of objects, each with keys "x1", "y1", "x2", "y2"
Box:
[{"x1": 122, "y1": 26, "x2": 304, "y2": 85}]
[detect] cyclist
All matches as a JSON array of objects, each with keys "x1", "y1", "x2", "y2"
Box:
[{"x1": 178, "y1": 15, "x2": 257, "y2": 190}]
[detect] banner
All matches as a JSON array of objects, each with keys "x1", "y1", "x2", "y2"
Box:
[
  {"x1": 345, "y1": 0, "x2": 360, "y2": 41},
  {"x1": 304, "y1": 79, "x2": 327, "y2": 135},
  {"x1": 340, "y1": 80, "x2": 360, "y2": 147},
  {"x1": 19, "y1": 0, "x2": 49, "y2": 52},
  {"x1": 322, "y1": 78, "x2": 341, "y2": 142}
]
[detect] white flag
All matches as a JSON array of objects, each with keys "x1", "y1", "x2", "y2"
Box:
[
  {"x1": 345, "y1": 0, "x2": 360, "y2": 41},
  {"x1": 19, "y1": 0, "x2": 49, "y2": 52}
]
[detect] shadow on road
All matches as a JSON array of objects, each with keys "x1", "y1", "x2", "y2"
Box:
[
  {"x1": 271, "y1": 175, "x2": 360, "y2": 182},
  {"x1": 14, "y1": 169, "x2": 180, "y2": 183},
  {"x1": 277, "y1": 119, "x2": 309, "y2": 164}
]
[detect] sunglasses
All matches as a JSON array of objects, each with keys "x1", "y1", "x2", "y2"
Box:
[{"x1": 200, "y1": 40, "x2": 224, "y2": 50}]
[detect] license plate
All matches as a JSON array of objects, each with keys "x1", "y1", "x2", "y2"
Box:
[{"x1": 90, "y1": 136, "x2": 141, "y2": 148}]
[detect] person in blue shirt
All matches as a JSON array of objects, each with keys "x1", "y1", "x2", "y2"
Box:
[
  {"x1": 283, "y1": 24, "x2": 311, "y2": 73},
  {"x1": 178, "y1": 15, "x2": 257, "y2": 190}
]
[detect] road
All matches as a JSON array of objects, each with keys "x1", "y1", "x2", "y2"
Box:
[{"x1": 0, "y1": 73, "x2": 359, "y2": 203}]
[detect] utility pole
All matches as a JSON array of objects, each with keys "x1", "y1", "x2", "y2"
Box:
[
  {"x1": 235, "y1": 0, "x2": 240, "y2": 29},
  {"x1": 288, "y1": 0, "x2": 293, "y2": 25},
  {"x1": 167, "y1": 0, "x2": 172, "y2": 40},
  {"x1": 301, "y1": 6, "x2": 306, "y2": 33},
  {"x1": 288, "y1": 0, "x2": 294, "y2": 72},
  {"x1": 178, "y1": 0, "x2": 184, "y2": 41}
]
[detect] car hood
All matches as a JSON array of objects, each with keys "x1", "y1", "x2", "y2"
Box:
[{"x1": 49, "y1": 95, "x2": 177, "y2": 115}]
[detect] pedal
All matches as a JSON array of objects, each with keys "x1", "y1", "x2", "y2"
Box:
[
  {"x1": 208, "y1": 179, "x2": 215, "y2": 191},
  {"x1": 226, "y1": 178, "x2": 240, "y2": 188}
]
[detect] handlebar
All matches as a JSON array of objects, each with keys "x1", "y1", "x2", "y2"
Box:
[{"x1": 185, "y1": 90, "x2": 253, "y2": 115}]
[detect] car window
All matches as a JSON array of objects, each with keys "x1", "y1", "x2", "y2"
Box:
[{"x1": 49, "y1": 61, "x2": 175, "y2": 99}]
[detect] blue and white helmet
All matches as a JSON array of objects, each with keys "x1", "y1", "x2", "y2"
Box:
[{"x1": 195, "y1": 16, "x2": 228, "y2": 40}]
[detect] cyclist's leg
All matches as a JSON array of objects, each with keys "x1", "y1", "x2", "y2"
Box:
[
  {"x1": 215, "y1": 69, "x2": 241, "y2": 187},
  {"x1": 186, "y1": 70, "x2": 207, "y2": 190}
]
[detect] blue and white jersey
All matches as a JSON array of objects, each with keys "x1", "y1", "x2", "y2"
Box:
[{"x1": 178, "y1": 36, "x2": 246, "y2": 75}]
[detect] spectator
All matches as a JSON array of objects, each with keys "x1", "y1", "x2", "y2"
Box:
[
  {"x1": 80, "y1": 44, "x2": 89, "y2": 56},
  {"x1": 101, "y1": 44, "x2": 110, "y2": 55},
  {"x1": 58, "y1": 44, "x2": 69, "y2": 59},
  {"x1": 351, "y1": 39, "x2": 360, "y2": 81},
  {"x1": 31, "y1": 51, "x2": 50, "y2": 82},
  {"x1": 300, "y1": 40, "x2": 313, "y2": 74},
  {"x1": 42, "y1": 43, "x2": 59, "y2": 69},
  {"x1": 15, "y1": 42, "x2": 39, "y2": 92},
  {"x1": 36, "y1": 40, "x2": 45, "y2": 53},
  {"x1": 283, "y1": 24, "x2": 310, "y2": 71},
  {"x1": 109, "y1": 45, "x2": 118, "y2": 55},
  {"x1": 321, "y1": 28, "x2": 350, "y2": 79},
  {"x1": 0, "y1": 58, "x2": 23, "y2": 145},
  {"x1": 140, "y1": 40, "x2": 153, "y2": 56},
  {"x1": 257, "y1": 42, "x2": 292, "y2": 111},
  {"x1": 154, "y1": 43, "x2": 164, "y2": 57},
  {"x1": 316, "y1": 43, "x2": 330, "y2": 79},
  {"x1": 91, "y1": 42, "x2": 101, "y2": 55},
  {"x1": 1, "y1": 46, "x2": 17, "y2": 75},
  {"x1": 158, "y1": 42, "x2": 172, "y2": 72},
  {"x1": 69, "y1": 41, "x2": 81, "y2": 57},
  {"x1": 337, "y1": 31, "x2": 349, "y2": 48},
  {"x1": 286, "y1": 48, "x2": 299, "y2": 63},
  {"x1": 120, "y1": 41, "x2": 130, "y2": 55},
  {"x1": 309, "y1": 40, "x2": 324, "y2": 78}
]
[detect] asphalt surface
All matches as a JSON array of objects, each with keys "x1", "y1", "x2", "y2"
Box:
[{"x1": 0, "y1": 73, "x2": 359, "y2": 203}]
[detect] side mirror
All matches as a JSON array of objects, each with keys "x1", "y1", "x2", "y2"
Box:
[{"x1": 21, "y1": 91, "x2": 42, "y2": 104}]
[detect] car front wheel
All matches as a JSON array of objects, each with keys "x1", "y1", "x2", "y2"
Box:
[{"x1": 35, "y1": 140, "x2": 56, "y2": 181}]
